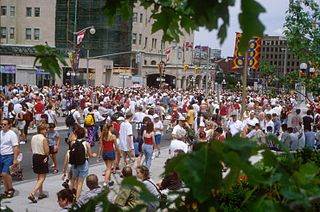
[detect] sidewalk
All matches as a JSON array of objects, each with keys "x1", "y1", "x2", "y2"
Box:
[{"x1": 1, "y1": 147, "x2": 170, "y2": 212}]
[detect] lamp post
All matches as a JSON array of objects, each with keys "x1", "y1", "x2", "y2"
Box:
[{"x1": 73, "y1": 26, "x2": 95, "y2": 87}]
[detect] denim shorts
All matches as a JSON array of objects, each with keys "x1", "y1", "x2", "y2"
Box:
[
  {"x1": 102, "y1": 150, "x2": 115, "y2": 161},
  {"x1": 0, "y1": 154, "x2": 14, "y2": 174},
  {"x1": 72, "y1": 160, "x2": 89, "y2": 179},
  {"x1": 155, "y1": 134, "x2": 161, "y2": 145}
]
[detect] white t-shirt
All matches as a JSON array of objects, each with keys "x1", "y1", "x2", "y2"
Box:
[
  {"x1": 170, "y1": 139, "x2": 188, "y2": 156},
  {"x1": 154, "y1": 120, "x2": 164, "y2": 135},
  {"x1": 45, "y1": 110, "x2": 57, "y2": 124},
  {"x1": 0, "y1": 130, "x2": 19, "y2": 155},
  {"x1": 172, "y1": 124, "x2": 187, "y2": 138},
  {"x1": 228, "y1": 120, "x2": 244, "y2": 136},
  {"x1": 119, "y1": 121, "x2": 133, "y2": 151},
  {"x1": 71, "y1": 109, "x2": 81, "y2": 124}
]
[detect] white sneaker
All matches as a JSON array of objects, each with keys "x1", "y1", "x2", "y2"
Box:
[
  {"x1": 152, "y1": 153, "x2": 156, "y2": 160},
  {"x1": 20, "y1": 141, "x2": 26, "y2": 145}
]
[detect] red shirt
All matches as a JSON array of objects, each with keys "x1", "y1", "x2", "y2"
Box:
[
  {"x1": 144, "y1": 137, "x2": 154, "y2": 145},
  {"x1": 34, "y1": 103, "x2": 45, "y2": 115},
  {"x1": 102, "y1": 140, "x2": 114, "y2": 151},
  {"x1": 112, "y1": 121, "x2": 120, "y2": 138}
]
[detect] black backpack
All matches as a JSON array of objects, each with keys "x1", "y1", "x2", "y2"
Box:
[
  {"x1": 65, "y1": 111, "x2": 75, "y2": 127},
  {"x1": 69, "y1": 139, "x2": 86, "y2": 167}
]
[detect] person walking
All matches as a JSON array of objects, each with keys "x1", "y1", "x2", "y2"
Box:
[
  {"x1": 28, "y1": 123, "x2": 50, "y2": 203},
  {"x1": 47, "y1": 123, "x2": 61, "y2": 174},
  {"x1": 98, "y1": 122, "x2": 116, "y2": 187},
  {"x1": 119, "y1": 112, "x2": 135, "y2": 166},
  {"x1": 142, "y1": 121, "x2": 155, "y2": 169},
  {"x1": 0, "y1": 118, "x2": 20, "y2": 198},
  {"x1": 153, "y1": 114, "x2": 163, "y2": 158}
]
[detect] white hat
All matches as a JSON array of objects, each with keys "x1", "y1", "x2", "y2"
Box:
[
  {"x1": 178, "y1": 116, "x2": 186, "y2": 121},
  {"x1": 117, "y1": 116, "x2": 125, "y2": 121},
  {"x1": 153, "y1": 114, "x2": 159, "y2": 119}
]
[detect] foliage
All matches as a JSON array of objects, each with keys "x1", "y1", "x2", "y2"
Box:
[
  {"x1": 284, "y1": 0, "x2": 320, "y2": 68},
  {"x1": 103, "y1": 0, "x2": 266, "y2": 52},
  {"x1": 33, "y1": 44, "x2": 68, "y2": 78}
]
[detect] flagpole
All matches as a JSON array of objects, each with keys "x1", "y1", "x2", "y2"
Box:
[
  {"x1": 240, "y1": 52, "x2": 248, "y2": 120},
  {"x1": 205, "y1": 46, "x2": 209, "y2": 96}
]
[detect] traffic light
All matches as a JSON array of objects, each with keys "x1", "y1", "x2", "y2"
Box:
[{"x1": 183, "y1": 64, "x2": 188, "y2": 72}]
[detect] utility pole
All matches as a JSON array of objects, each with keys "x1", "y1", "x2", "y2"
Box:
[
  {"x1": 240, "y1": 52, "x2": 248, "y2": 120},
  {"x1": 205, "y1": 47, "x2": 210, "y2": 95}
]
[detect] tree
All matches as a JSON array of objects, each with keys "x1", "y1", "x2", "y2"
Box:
[
  {"x1": 284, "y1": 0, "x2": 320, "y2": 68},
  {"x1": 35, "y1": 0, "x2": 267, "y2": 76}
]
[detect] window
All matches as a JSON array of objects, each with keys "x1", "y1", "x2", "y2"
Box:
[
  {"x1": 1, "y1": 6, "x2": 7, "y2": 16},
  {"x1": 275, "y1": 54, "x2": 277, "y2": 59},
  {"x1": 34, "y1": 28, "x2": 40, "y2": 40},
  {"x1": 1, "y1": 27, "x2": 7, "y2": 39},
  {"x1": 9, "y1": 27, "x2": 14, "y2": 39},
  {"x1": 140, "y1": 13, "x2": 143, "y2": 23},
  {"x1": 132, "y1": 33, "x2": 137, "y2": 44},
  {"x1": 151, "y1": 60, "x2": 157, "y2": 65},
  {"x1": 34, "y1": 7, "x2": 40, "y2": 17},
  {"x1": 26, "y1": 28, "x2": 31, "y2": 40},
  {"x1": 26, "y1": 7, "x2": 32, "y2": 17},
  {"x1": 132, "y1": 12, "x2": 137, "y2": 22},
  {"x1": 152, "y1": 38, "x2": 157, "y2": 49},
  {"x1": 138, "y1": 34, "x2": 142, "y2": 45},
  {"x1": 10, "y1": 6, "x2": 15, "y2": 16},
  {"x1": 144, "y1": 37, "x2": 148, "y2": 48}
]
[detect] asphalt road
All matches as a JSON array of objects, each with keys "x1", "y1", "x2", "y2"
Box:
[{"x1": 18, "y1": 129, "x2": 172, "y2": 182}]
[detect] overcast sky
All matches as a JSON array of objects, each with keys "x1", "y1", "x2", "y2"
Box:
[{"x1": 194, "y1": 0, "x2": 290, "y2": 57}]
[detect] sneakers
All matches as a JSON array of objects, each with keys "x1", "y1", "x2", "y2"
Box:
[
  {"x1": 156, "y1": 151, "x2": 161, "y2": 157},
  {"x1": 19, "y1": 141, "x2": 26, "y2": 145}
]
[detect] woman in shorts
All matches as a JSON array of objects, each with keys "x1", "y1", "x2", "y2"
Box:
[
  {"x1": 47, "y1": 123, "x2": 60, "y2": 173},
  {"x1": 98, "y1": 122, "x2": 116, "y2": 187},
  {"x1": 28, "y1": 124, "x2": 49, "y2": 203}
]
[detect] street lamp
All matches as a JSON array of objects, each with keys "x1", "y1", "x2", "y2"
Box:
[{"x1": 73, "y1": 26, "x2": 95, "y2": 87}]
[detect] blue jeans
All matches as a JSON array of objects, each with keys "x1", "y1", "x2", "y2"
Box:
[
  {"x1": 305, "y1": 131, "x2": 315, "y2": 148},
  {"x1": 143, "y1": 144, "x2": 153, "y2": 169}
]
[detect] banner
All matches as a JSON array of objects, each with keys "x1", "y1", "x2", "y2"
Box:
[
  {"x1": 68, "y1": 50, "x2": 80, "y2": 71},
  {"x1": 232, "y1": 32, "x2": 261, "y2": 70},
  {"x1": 76, "y1": 30, "x2": 85, "y2": 46}
]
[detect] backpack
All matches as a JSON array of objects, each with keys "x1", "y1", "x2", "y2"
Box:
[
  {"x1": 65, "y1": 111, "x2": 75, "y2": 127},
  {"x1": 69, "y1": 139, "x2": 86, "y2": 166},
  {"x1": 84, "y1": 114, "x2": 95, "y2": 127}
]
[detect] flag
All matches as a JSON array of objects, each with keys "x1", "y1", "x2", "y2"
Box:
[
  {"x1": 231, "y1": 32, "x2": 261, "y2": 70},
  {"x1": 165, "y1": 49, "x2": 171, "y2": 63},
  {"x1": 76, "y1": 30, "x2": 85, "y2": 46},
  {"x1": 194, "y1": 45, "x2": 201, "y2": 49}
]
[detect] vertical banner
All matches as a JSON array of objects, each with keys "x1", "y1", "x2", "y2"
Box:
[
  {"x1": 68, "y1": 50, "x2": 80, "y2": 71},
  {"x1": 232, "y1": 32, "x2": 261, "y2": 70}
]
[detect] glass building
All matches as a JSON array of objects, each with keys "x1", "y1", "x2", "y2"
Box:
[{"x1": 55, "y1": 0, "x2": 132, "y2": 66}]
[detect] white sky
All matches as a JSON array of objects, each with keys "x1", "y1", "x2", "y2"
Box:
[{"x1": 194, "y1": 0, "x2": 290, "y2": 57}]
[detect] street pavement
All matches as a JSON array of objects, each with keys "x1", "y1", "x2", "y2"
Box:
[{"x1": 1, "y1": 146, "x2": 171, "y2": 212}]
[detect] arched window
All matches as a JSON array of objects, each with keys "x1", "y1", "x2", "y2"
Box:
[{"x1": 151, "y1": 60, "x2": 157, "y2": 65}]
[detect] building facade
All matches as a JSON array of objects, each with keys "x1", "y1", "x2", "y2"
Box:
[
  {"x1": 0, "y1": 0, "x2": 206, "y2": 88},
  {"x1": 260, "y1": 35, "x2": 300, "y2": 74}
]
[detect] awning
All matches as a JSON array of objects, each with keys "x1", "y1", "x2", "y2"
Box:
[
  {"x1": 35, "y1": 67, "x2": 51, "y2": 75},
  {"x1": 0, "y1": 65, "x2": 16, "y2": 74}
]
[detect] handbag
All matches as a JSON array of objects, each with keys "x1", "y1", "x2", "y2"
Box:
[{"x1": 146, "y1": 179, "x2": 167, "y2": 208}]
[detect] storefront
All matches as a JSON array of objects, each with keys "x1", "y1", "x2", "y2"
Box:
[
  {"x1": 36, "y1": 67, "x2": 55, "y2": 88},
  {"x1": 0, "y1": 65, "x2": 16, "y2": 85}
]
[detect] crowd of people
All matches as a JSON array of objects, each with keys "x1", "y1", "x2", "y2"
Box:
[{"x1": 0, "y1": 83, "x2": 320, "y2": 211}]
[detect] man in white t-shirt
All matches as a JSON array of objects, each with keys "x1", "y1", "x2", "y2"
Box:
[
  {"x1": 119, "y1": 112, "x2": 134, "y2": 166},
  {"x1": 0, "y1": 118, "x2": 20, "y2": 198},
  {"x1": 227, "y1": 112, "x2": 244, "y2": 136},
  {"x1": 172, "y1": 116, "x2": 187, "y2": 140}
]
